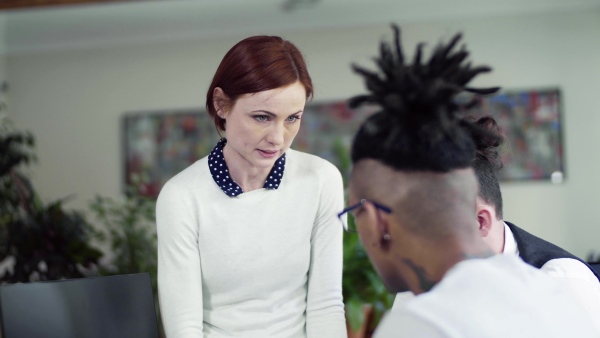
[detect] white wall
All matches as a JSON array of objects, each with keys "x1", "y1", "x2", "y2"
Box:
[{"x1": 7, "y1": 9, "x2": 600, "y2": 258}]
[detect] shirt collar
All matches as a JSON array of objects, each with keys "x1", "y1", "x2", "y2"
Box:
[
  {"x1": 502, "y1": 221, "x2": 520, "y2": 256},
  {"x1": 208, "y1": 138, "x2": 286, "y2": 197}
]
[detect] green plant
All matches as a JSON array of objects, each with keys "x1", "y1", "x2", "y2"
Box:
[
  {"x1": 331, "y1": 137, "x2": 394, "y2": 335},
  {"x1": 90, "y1": 185, "x2": 156, "y2": 277},
  {"x1": 89, "y1": 177, "x2": 164, "y2": 336},
  {"x1": 342, "y1": 215, "x2": 395, "y2": 334},
  {"x1": 0, "y1": 116, "x2": 103, "y2": 283}
]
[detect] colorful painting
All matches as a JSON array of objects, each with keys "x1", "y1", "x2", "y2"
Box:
[
  {"x1": 293, "y1": 101, "x2": 376, "y2": 179},
  {"x1": 123, "y1": 89, "x2": 562, "y2": 198},
  {"x1": 465, "y1": 88, "x2": 564, "y2": 182},
  {"x1": 122, "y1": 103, "x2": 374, "y2": 197},
  {"x1": 122, "y1": 110, "x2": 219, "y2": 197},
  {"x1": 296, "y1": 89, "x2": 564, "y2": 183}
]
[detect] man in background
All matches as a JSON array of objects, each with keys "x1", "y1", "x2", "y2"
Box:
[
  {"x1": 469, "y1": 114, "x2": 600, "y2": 328},
  {"x1": 392, "y1": 115, "x2": 600, "y2": 331}
]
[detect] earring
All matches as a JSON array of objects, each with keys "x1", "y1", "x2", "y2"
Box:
[{"x1": 372, "y1": 234, "x2": 391, "y2": 248}]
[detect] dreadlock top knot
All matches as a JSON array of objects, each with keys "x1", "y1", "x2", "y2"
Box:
[{"x1": 350, "y1": 24, "x2": 501, "y2": 172}]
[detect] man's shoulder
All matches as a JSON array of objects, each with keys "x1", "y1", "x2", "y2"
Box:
[
  {"x1": 541, "y1": 257, "x2": 600, "y2": 282},
  {"x1": 507, "y1": 222, "x2": 599, "y2": 282},
  {"x1": 507, "y1": 221, "x2": 580, "y2": 265},
  {"x1": 505, "y1": 222, "x2": 564, "y2": 253},
  {"x1": 374, "y1": 308, "x2": 445, "y2": 338},
  {"x1": 379, "y1": 256, "x2": 597, "y2": 338},
  {"x1": 407, "y1": 255, "x2": 579, "y2": 313}
]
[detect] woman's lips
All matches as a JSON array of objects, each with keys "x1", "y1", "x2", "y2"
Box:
[{"x1": 258, "y1": 149, "x2": 279, "y2": 158}]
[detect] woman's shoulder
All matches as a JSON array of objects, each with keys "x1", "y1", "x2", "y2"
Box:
[
  {"x1": 161, "y1": 156, "x2": 211, "y2": 193},
  {"x1": 286, "y1": 148, "x2": 341, "y2": 178}
]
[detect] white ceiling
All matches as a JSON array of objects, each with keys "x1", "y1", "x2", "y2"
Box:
[{"x1": 1, "y1": 0, "x2": 600, "y2": 55}]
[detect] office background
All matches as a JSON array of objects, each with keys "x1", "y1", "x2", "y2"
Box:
[{"x1": 1, "y1": 0, "x2": 599, "y2": 260}]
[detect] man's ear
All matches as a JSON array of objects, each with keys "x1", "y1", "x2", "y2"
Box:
[
  {"x1": 476, "y1": 204, "x2": 494, "y2": 238},
  {"x1": 363, "y1": 202, "x2": 391, "y2": 249},
  {"x1": 213, "y1": 87, "x2": 229, "y2": 118}
]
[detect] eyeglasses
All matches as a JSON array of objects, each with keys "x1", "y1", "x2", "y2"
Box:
[{"x1": 337, "y1": 199, "x2": 392, "y2": 233}]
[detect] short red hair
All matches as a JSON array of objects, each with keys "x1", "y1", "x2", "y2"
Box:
[{"x1": 206, "y1": 35, "x2": 313, "y2": 132}]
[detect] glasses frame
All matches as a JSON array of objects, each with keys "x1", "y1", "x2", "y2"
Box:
[{"x1": 337, "y1": 199, "x2": 392, "y2": 233}]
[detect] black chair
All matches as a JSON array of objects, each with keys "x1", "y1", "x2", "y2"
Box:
[{"x1": 0, "y1": 273, "x2": 159, "y2": 338}]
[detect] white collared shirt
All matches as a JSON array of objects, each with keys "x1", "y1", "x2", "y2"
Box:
[
  {"x1": 381, "y1": 255, "x2": 599, "y2": 337},
  {"x1": 503, "y1": 222, "x2": 600, "y2": 333},
  {"x1": 392, "y1": 224, "x2": 600, "y2": 331}
]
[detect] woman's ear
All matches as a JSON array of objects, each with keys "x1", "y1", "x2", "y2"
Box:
[{"x1": 213, "y1": 87, "x2": 229, "y2": 118}]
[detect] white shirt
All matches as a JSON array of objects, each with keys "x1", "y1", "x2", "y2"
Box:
[
  {"x1": 503, "y1": 222, "x2": 600, "y2": 333},
  {"x1": 378, "y1": 255, "x2": 599, "y2": 338},
  {"x1": 156, "y1": 149, "x2": 346, "y2": 338},
  {"x1": 392, "y1": 224, "x2": 600, "y2": 328}
]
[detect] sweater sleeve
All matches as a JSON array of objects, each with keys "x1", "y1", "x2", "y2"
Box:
[
  {"x1": 157, "y1": 180, "x2": 204, "y2": 338},
  {"x1": 305, "y1": 163, "x2": 346, "y2": 337}
]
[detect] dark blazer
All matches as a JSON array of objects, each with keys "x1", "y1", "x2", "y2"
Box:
[{"x1": 506, "y1": 221, "x2": 600, "y2": 282}]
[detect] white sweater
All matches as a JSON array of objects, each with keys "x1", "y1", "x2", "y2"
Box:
[{"x1": 156, "y1": 148, "x2": 346, "y2": 338}]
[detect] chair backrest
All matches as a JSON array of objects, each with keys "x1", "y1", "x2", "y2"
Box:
[{"x1": 0, "y1": 273, "x2": 159, "y2": 338}]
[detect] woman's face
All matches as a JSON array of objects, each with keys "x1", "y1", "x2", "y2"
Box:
[{"x1": 218, "y1": 81, "x2": 307, "y2": 170}]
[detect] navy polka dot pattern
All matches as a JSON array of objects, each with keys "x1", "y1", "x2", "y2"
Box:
[{"x1": 208, "y1": 139, "x2": 286, "y2": 197}]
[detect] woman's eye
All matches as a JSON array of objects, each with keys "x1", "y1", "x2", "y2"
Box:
[
  {"x1": 254, "y1": 115, "x2": 268, "y2": 122},
  {"x1": 286, "y1": 116, "x2": 300, "y2": 122}
]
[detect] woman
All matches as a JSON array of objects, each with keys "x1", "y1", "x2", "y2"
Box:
[{"x1": 156, "y1": 35, "x2": 346, "y2": 338}]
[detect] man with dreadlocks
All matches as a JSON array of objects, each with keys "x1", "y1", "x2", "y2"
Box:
[
  {"x1": 390, "y1": 114, "x2": 600, "y2": 332},
  {"x1": 339, "y1": 25, "x2": 599, "y2": 337}
]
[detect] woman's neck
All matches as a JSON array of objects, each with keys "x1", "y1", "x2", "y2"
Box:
[{"x1": 222, "y1": 144, "x2": 271, "y2": 192}]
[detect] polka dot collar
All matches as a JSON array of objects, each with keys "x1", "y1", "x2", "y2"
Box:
[{"x1": 208, "y1": 139, "x2": 286, "y2": 197}]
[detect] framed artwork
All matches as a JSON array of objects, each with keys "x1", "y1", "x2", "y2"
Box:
[
  {"x1": 122, "y1": 102, "x2": 374, "y2": 197},
  {"x1": 293, "y1": 101, "x2": 376, "y2": 179},
  {"x1": 122, "y1": 88, "x2": 563, "y2": 198},
  {"x1": 122, "y1": 110, "x2": 219, "y2": 197},
  {"x1": 465, "y1": 88, "x2": 564, "y2": 183}
]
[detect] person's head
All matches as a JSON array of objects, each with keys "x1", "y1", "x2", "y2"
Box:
[
  {"x1": 206, "y1": 35, "x2": 313, "y2": 169},
  {"x1": 467, "y1": 115, "x2": 506, "y2": 253},
  {"x1": 346, "y1": 25, "x2": 500, "y2": 294}
]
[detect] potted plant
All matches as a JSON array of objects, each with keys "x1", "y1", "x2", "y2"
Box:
[
  {"x1": 343, "y1": 215, "x2": 395, "y2": 338},
  {"x1": 89, "y1": 175, "x2": 164, "y2": 337},
  {"x1": 0, "y1": 116, "x2": 102, "y2": 283}
]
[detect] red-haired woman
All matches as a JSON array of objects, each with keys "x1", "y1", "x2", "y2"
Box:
[{"x1": 156, "y1": 35, "x2": 346, "y2": 338}]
